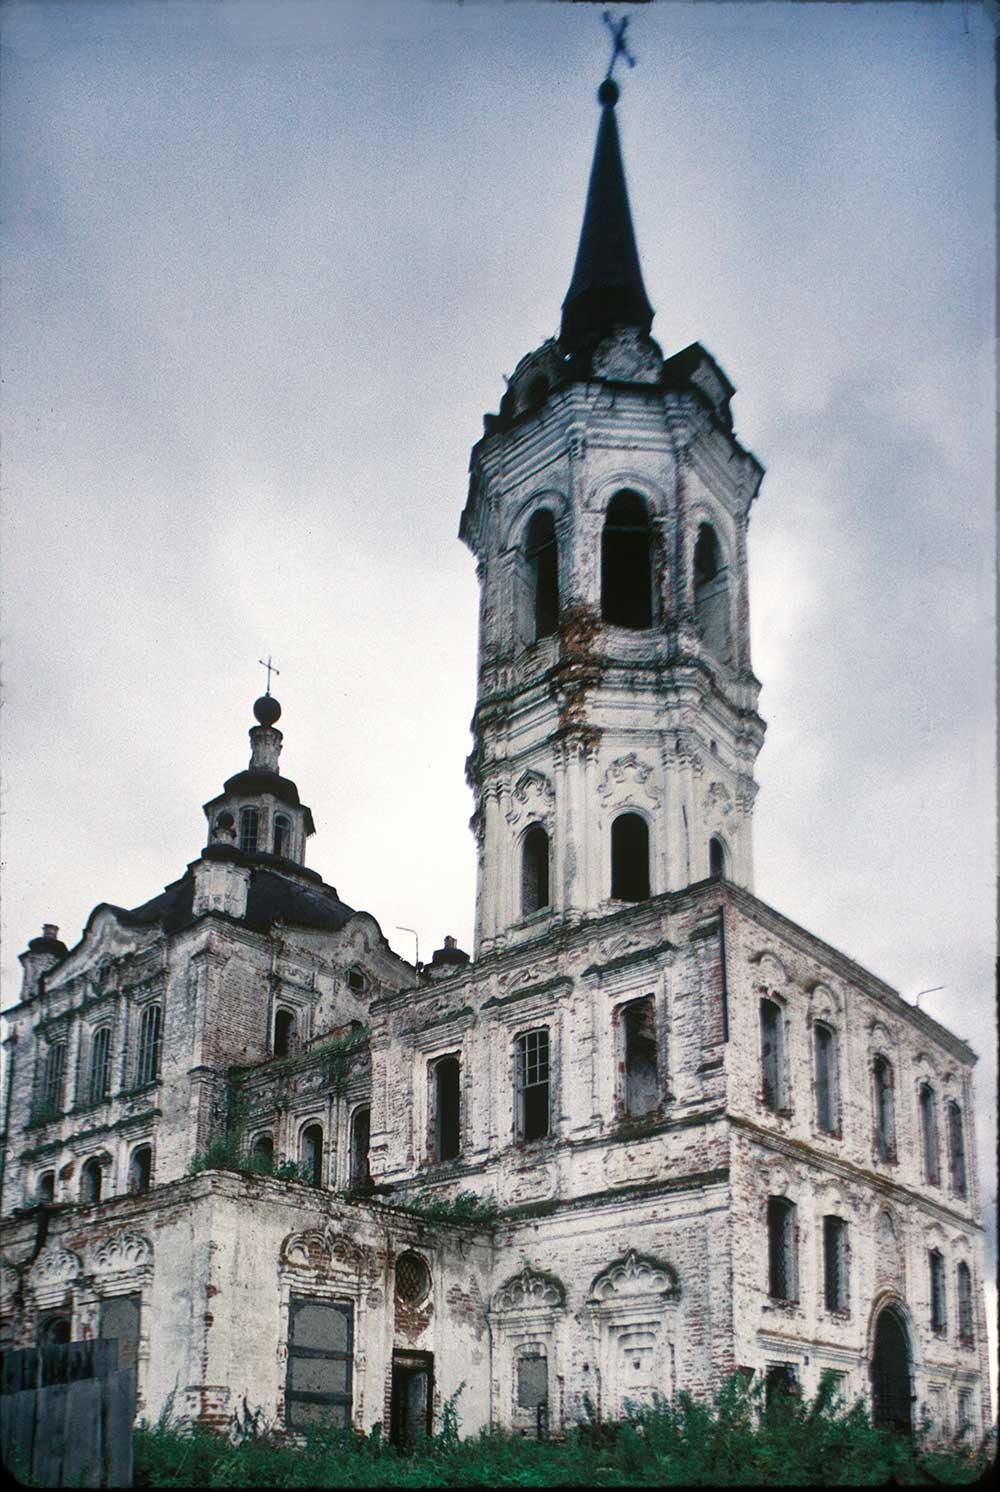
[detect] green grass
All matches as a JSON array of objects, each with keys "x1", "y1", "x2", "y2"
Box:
[{"x1": 132, "y1": 1376, "x2": 994, "y2": 1488}]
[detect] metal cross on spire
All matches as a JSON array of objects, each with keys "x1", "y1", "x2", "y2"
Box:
[
  {"x1": 603, "y1": 11, "x2": 636, "y2": 81},
  {"x1": 258, "y1": 655, "x2": 280, "y2": 694}
]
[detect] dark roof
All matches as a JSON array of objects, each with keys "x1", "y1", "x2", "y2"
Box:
[
  {"x1": 203, "y1": 769, "x2": 316, "y2": 836},
  {"x1": 560, "y1": 84, "x2": 654, "y2": 352},
  {"x1": 26, "y1": 934, "x2": 69, "y2": 958},
  {"x1": 121, "y1": 875, "x2": 196, "y2": 933}
]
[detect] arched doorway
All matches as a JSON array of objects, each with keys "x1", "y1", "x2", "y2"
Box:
[{"x1": 871, "y1": 1305, "x2": 912, "y2": 1435}]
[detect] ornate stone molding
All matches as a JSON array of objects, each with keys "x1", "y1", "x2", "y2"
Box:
[
  {"x1": 32, "y1": 1246, "x2": 82, "y2": 1288},
  {"x1": 588, "y1": 1250, "x2": 679, "y2": 1304},
  {"x1": 597, "y1": 754, "x2": 661, "y2": 807},
  {"x1": 492, "y1": 1266, "x2": 565, "y2": 1313},
  {"x1": 92, "y1": 1231, "x2": 153, "y2": 1276}
]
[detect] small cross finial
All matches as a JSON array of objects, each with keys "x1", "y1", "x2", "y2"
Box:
[
  {"x1": 258, "y1": 655, "x2": 280, "y2": 694},
  {"x1": 603, "y1": 11, "x2": 636, "y2": 81}
]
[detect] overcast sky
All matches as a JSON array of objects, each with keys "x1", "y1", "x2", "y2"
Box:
[{"x1": 1, "y1": 0, "x2": 994, "y2": 1364}]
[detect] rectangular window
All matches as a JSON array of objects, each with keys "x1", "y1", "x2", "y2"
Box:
[
  {"x1": 767, "y1": 1196, "x2": 797, "y2": 1301},
  {"x1": 760, "y1": 1000, "x2": 784, "y2": 1111},
  {"x1": 99, "y1": 1294, "x2": 141, "y2": 1373},
  {"x1": 823, "y1": 1216, "x2": 848, "y2": 1313},
  {"x1": 433, "y1": 1056, "x2": 461, "y2": 1162},
  {"x1": 814, "y1": 1024, "x2": 836, "y2": 1133},
  {"x1": 515, "y1": 1029, "x2": 550, "y2": 1143},
  {"x1": 947, "y1": 1102, "x2": 967, "y2": 1198},
  {"x1": 957, "y1": 1389, "x2": 973, "y2": 1436},
  {"x1": 285, "y1": 1297, "x2": 353, "y2": 1429},
  {"x1": 929, "y1": 1250, "x2": 946, "y2": 1334},
  {"x1": 517, "y1": 1353, "x2": 548, "y2": 1410},
  {"x1": 88, "y1": 1027, "x2": 112, "y2": 1105},
  {"x1": 919, "y1": 1085, "x2": 940, "y2": 1186},
  {"x1": 135, "y1": 1005, "x2": 162, "y2": 1087},
  {"x1": 956, "y1": 1264, "x2": 974, "y2": 1343},
  {"x1": 873, "y1": 1057, "x2": 895, "y2": 1161},
  {"x1": 40, "y1": 1043, "x2": 66, "y2": 1116},
  {"x1": 623, "y1": 997, "x2": 658, "y2": 1118}
]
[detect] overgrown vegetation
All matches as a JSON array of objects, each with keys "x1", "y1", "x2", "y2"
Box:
[
  {"x1": 133, "y1": 1374, "x2": 993, "y2": 1487},
  {"x1": 401, "y1": 1188, "x2": 501, "y2": 1227}
]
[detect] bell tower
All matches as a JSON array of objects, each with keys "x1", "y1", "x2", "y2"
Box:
[{"x1": 460, "y1": 73, "x2": 766, "y2": 959}]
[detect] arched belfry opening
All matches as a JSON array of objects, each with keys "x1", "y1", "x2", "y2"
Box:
[
  {"x1": 611, "y1": 812, "x2": 650, "y2": 901},
  {"x1": 602, "y1": 491, "x2": 652, "y2": 629},
  {"x1": 521, "y1": 824, "x2": 551, "y2": 916},
  {"x1": 522, "y1": 510, "x2": 559, "y2": 642},
  {"x1": 693, "y1": 522, "x2": 732, "y2": 660},
  {"x1": 871, "y1": 1305, "x2": 913, "y2": 1436}
]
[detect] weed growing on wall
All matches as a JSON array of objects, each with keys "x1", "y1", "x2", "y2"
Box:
[{"x1": 133, "y1": 1373, "x2": 992, "y2": 1487}]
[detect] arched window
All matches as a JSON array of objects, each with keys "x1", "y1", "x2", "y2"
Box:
[
  {"x1": 956, "y1": 1262, "x2": 974, "y2": 1343},
  {"x1": 273, "y1": 1008, "x2": 295, "y2": 1058},
  {"x1": 814, "y1": 1023, "x2": 837, "y2": 1133},
  {"x1": 39, "y1": 1315, "x2": 71, "y2": 1346},
  {"x1": 919, "y1": 1083, "x2": 939, "y2": 1186},
  {"x1": 693, "y1": 522, "x2": 732, "y2": 659},
  {"x1": 81, "y1": 1158, "x2": 103, "y2": 1204},
  {"x1": 514, "y1": 1029, "x2": 550, "y2": 1143},
  {"x1": 41, "y1": 1041, "x2": 66, "y2": 1116},
  {"x1": 239, "y1": 807, "x2": 259, "y2": 853},
  {"x1": 601, "y1": 491, "x2": 652, "y2": 629},
  {"x1": 251, "y1": 1133, "x2": 274, "y2": 1171},
  {"x1": 128, "y1": 1145, "x2": 152, "y2": 1194},
  {"x1": 873, "y1": 1056, "x2": 896, "y2": 1162},
  {"x1": 136, "y1": 1004, "x2": 162, "y2": 1086},
  {"x1": 521, "y1": 824, "x2": 550, "y2": 916},
  {"x1": 524, "y1": 510, "x2": 559, "y2": 641},
  {"x1": 350, "y1": 1106, "x2": 371, "y2": 1188},
  {"x1": 947, "y1": 1101, "x2": 967, "y2": 1198},
  {"x1": 760, "y1": 999, "x2": 786, "y2": 1111},
  {"x1": 433, "y1": 1056, "x2": 461, "y2": 1162},
  {"x1": 37, "y1": 1171, "x2": 55, "y2": 1204},
  {"x1": 88, "y1": 1026, "x2": 112, "y2": 1105},
  {"x1": 300, "y1": 1124, "x2": 324, "y2": 1187},
  {"x1": 623, "y1": 997, "x2": 658, "y2": 1118},
  {"x1": 611, "y1": 812, "x2": 650, "y2": 901},
  {"x1": 709, "y1": 837, "x2": 726, "y2": 878},
  {"x1": 273, "y1": 814, "x2": 291, "y2": 857},
  {"x1": 767, "y1": 1196, "x2": 797, "y2": 1300}
]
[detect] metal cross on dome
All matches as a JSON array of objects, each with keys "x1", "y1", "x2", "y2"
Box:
[
  {"x1": 258, "y1": 654, "x2": 280, "y2": 694},
  {"x1": 603, "y1": 11, "x2": 636, "y2": 81}
]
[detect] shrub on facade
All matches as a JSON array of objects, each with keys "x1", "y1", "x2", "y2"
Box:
[{"x1": 133, "y1": 1374, "x2": 991, "y2": 1488}]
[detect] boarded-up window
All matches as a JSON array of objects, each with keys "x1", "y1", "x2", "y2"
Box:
[
  {"x1": 947, "y1": 1101, "x2": 967, "y2": 1198},
  {"x1": 956, "y1": 1262, "x2": 973, "y2": 1343},
  {"x1": 517, "y1": 1353, "x2": 548, "y2": 1409},
  {"x1": 814, "y1": 1024, "x2": 836, "y2": 1133},
  {"x1": 873, "y1": 1057, "x2": 895, "y2": 1161},
  {"x1": 919, "y1": 1084, "x2": 940, "y2": 1186},
  {"x1": 767, "y1": 1196, "x2": 797, "y2": 1301},
  {"x1": 623, "y1": 998, "x2": 658, "y2": 1118},
  {"x1": 760, "y1": 1000, "x2": 783, "y2": 1111},
  {"x1": 285, "y1": 1297, "x2": 353, "y2": 1429},
  {"x1": 929, "y1": 1249, "x2": 946, "y2": 1333},
  {"x1": 823, "y1": 1216, "x2": 848, "y2": 1313},
  {"x1": 99, "y1": 1294, "x2": 141, "y2": 1373}
]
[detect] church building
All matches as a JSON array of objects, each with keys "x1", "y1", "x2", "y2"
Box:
[{"x1": 0, "y1": 69, "x2": 989, "y2": 1449}]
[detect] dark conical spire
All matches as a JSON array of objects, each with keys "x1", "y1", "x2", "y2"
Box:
[{"x1": 560, "y1": 78, "x2": 654, "y2": 352}]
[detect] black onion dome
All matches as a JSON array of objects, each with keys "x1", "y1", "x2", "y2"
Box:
[{"x1": 254, "y1": 694, "x2": 282, "y2": 727}]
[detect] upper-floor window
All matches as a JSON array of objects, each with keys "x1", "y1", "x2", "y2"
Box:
[
  {"x1": 693, "y1": 522, "x2": 732, "y2": 659},
  {"x1": 128, "y1": 1145, "x2": 152, "y2": 1194},
  {"x1": 929, "y1": 1249, "x2": 946, "y2": 1333},
  {"x1": 601, "y1": 491, "x2": 652, "y2": 629},
  {"x1": 350, "y1": 1106, "x2": 371, "y2": 1188},
  {"x1": 80, "y1": 1157, "x2": 103, "y2": 1204},
  {"x1": 872, "y1": 1056, "x2": 895, "y2": 1162},
  {"x1": 767, "y1": 1196, "x2": 797, "y2": 1301},
  {"x1": 947, "y1": 1100, "x2": 967, "y2": 1199},
  {"x1": 251, "y1": 1133, "x2": 275, "y2": 1171},
  {"x1": 611, "y1": 812, "x2": 650, "y2": 901},
  {"x1": 37, "y1": 1171, "x2": 55, "y2": 1204},
  {"x1": 433, "y1": 1055, "x2": 461, "y2": 1162},
  {"x1": 918, "y1": 1083, "x2": 940, "y2": 1186},
  {"x1": 814, "y1": 1023, "x2": 837, "y2": 1134},
  {"x1": 135, "y1": 1004, "x2": 162, "y2": 1086},
  {"x1": 956, "y1": 1262, "x2": 974, "y2": 1343},
  {"x1": 709, "y1": 836, "x2": 726, "y2": 878},
  {"x1": 300, "y1": 1124, "x2": 324, "y2": 1187},
  {"x1": 622, "y1": 997, "x2": 658, "y2": 1118},
  {"x1": 515, "y1": 1029, "x2": 550, "y2": 1143},
  {"x1": 239, "y1": 807, "x2": 259, "y2": 853},
  {"x1": 760, "y1": 999, "x2": 785, "y2": 1112},
  {"x1": 524, "y1": 509, "x2": 559, "y2": 641},
  {"x1": 521, "y1": 824, "x2": 551, "y2": 916},
  {"x1": 274, "y1": 1007, "x2": 296, "y2": 1058},
  {"x1": 273, "y1": 814, "x2": 291, "y2": 856},
  {"x1": 88, "y1": 1026, "x2": 112, "y2": 1105},
  {"x1": 347, "y1": 967, "x2": 367, "y2": 994},
  {"x1": 40, "y1": 1042, "x2": 66, "y2": 1115},
  {"x1": 823, "y1": 1216, "x2": 849, "y2": 1313}
]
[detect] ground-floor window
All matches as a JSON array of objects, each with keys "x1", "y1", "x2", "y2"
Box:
[
  {"x1": 285, "y1": 1296, "x2": 353, "y2": 1429},
  {"x1": 99, "y1": 1294, "x2": 141, "y2": 1372}
]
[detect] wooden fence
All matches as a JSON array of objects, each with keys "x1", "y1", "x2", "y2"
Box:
[{"x1": 0, "y1": 1338, "x2": 135, "y2": 1487}]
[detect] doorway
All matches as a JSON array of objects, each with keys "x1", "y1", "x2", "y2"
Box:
[
  {"x1": 871, "y1": 1306, "x2": 912, "y2": 1436},
  {"x1": 390, "y1": 1350, "x2": 433, "y2": 1450}
]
